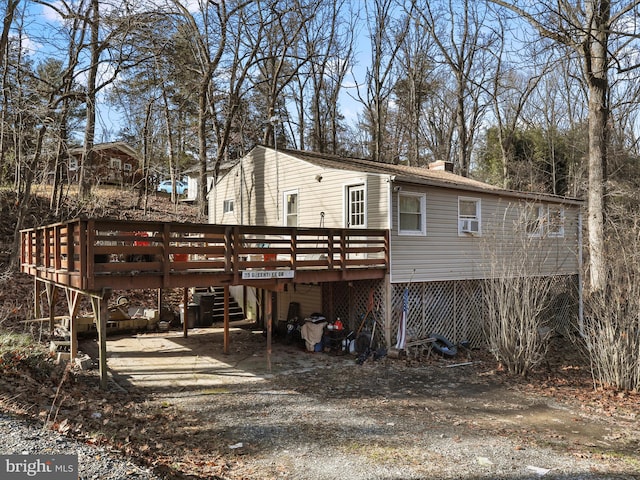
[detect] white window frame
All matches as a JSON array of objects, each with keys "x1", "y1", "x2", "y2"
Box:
[
  {"x1": 346, "y1": 183, "x2": 367, "y2": 228},
  {"x1": 109, "y1": 158, "x2": 122, "y2": 170},
  {"x1": 68, "y1": 158, "x2": 78, "y2": 170},
  {"x1": 283, "y1": 189, "x2": 298, "y2": 227},
  {"x1": 458, "y1": 196, "x2": 481, "y2": 236},
  {"x1": 546, "y1": 205, "x2": 565, "y2": 237},
  {"x1": 223, "y1": 199, "x2": 234, "y2": 214},
  {"x1": 123, "y1": 163, "x2": 132, "y2": 172},
  {"x1": 398, "y1": 191, "x2": 426, "y2": 236}
]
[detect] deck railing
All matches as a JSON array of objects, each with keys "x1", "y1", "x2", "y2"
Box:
[{"x1": 21, "y1": 219, "x2": 388, "y2": 290}]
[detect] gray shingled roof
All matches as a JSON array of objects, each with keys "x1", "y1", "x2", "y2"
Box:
[{"x1": 263, "y1": 146, "x2": 582, "y2": 205}]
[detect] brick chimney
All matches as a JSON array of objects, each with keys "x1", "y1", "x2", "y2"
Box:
[{"x1": 428, "y1": 160, "x2": 454, "y2": 172}]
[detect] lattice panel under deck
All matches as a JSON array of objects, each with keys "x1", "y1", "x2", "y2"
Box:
[
  {"x1": 325, "y1": 279, "x2": 386, "y2": 345},
  {"x1": 326, "y1": 275, "x2": 579, "y2": 351},
  {"x1": 453, "y1": 281, "x2": 484, "y2": 347},
  {"x1": 390, "y1": 281, "x2": 483, "y2": 348},
  {"x1": 390, "y1": 275, "x2": 580, "y2": 350}
]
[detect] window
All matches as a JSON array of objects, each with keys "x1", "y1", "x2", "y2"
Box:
[
  {"x1": 68, "y1": 158, "x2": 78, "y2": 170},
  {"x1": 123, "y1": 163, "x2": 132, "y2": 172},
  {"x1": 526, "y1": 204, "x2": 544, "y2": 237},
  {"x1": 525, "y1": 204, "x2": 565, "y2": 237},
  {"x1": 223, "y1": 199, "x2": 234, "y2": 213},
  {"x1": 347, "y1": 184, "x2": 366, "y2": 228},
  {"x1": 109, "y1": 158, "x2": 121, "y2": 170},
  {"x1": 458, "y1": 197, "x2": 481, "y2": 235},
  {"x1": 398, "y1": 192, "x2": 426, "y2": 235},
  {"x1": 547, "y1": 206, "x2": 565, "y2": 237},
  {"x1": 284, "y1": 190, "x2": 298, "y2": 227}
]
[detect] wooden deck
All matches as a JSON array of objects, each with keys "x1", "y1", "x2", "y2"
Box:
[{"x1": 20, "y1": 218, "x2": 389, "y2": 292}]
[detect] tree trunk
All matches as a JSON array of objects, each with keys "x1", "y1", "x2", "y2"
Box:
[
  {"x1": 11, "y1": 125, "x2": 47, "y2": 268},
  {"x1": 197, "y1": 81, "x2": 208, "y2": 218},
  {"x1": 79, "y1": 0, "x2": 100, "y2": 199},
  {"x1": 584, "y1": 0, "x2": 609, "y2": 292}
]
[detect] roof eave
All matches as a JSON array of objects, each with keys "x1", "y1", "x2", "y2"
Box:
[{"x1": 391, "y1": 174, "x2": 584, "y2": 206}]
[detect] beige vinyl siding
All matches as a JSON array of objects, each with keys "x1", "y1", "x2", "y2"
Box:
[
  {"x1": 390, "y1": 185, "x2": 580, "y2": 283},
  {"x1": 276, "y1": 284, "x2": 323, "y2": 322},
  {"x1": 210, "y1": 148, "x2": 390, "y2": 229}
]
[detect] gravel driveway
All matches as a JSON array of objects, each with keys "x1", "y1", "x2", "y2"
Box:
[{"x1": 1, "y1": 326, "x2": 639, "y2": 480}]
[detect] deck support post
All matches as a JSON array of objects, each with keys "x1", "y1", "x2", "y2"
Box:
[
  {"x1": 182, "y1": 287, "x2": 188, "y2": 338},
  {"x1": 223, "y1": 285, "x2": 230, "y2": 354},
  {"x1": 45, "y1": 283, "x2": 58, "y2": 333},
  {"x1": 34, "y1": 278, "x2": 42, "y2": 320},
  {"x1": 91, "y1": 289, "x2": 111, "y2": 390},
  {"x1": 266, "y1": 289, "x2": 272, "y2": 372},
  {"x1": 65, "y1": 289, "x2": 81, "y2": 359}
]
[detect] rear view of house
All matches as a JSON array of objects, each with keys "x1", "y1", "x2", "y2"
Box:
[{"x1": 210, "y1": 145, "x2": 582, "y2": 349}]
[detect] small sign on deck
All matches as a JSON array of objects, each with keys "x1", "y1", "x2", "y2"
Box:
[{"x1": 241, "y1": 270, "x2": 295, "y2": 280}]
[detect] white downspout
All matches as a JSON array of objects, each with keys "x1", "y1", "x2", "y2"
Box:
[
  {"x1": 385, "y1": 175, "x2": 395, "y2": 347},
  {"x1": 578, "y1": 209, "x2": 584, "y2": 336}
]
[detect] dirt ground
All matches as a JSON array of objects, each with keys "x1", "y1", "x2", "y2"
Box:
[{"x1": 42, "y1": 324, "x2": 637, "y2": 480}]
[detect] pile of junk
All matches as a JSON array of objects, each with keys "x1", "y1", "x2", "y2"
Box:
[{"x1": 276, "y1": 300, "x2": 386, "y2": 362}]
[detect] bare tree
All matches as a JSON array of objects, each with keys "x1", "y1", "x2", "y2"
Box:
[
  {"x1": 487, "y1": 0, "x2": 640, "y2": 292},
  {"x1": 480, "y1": 203, "x2": 561, "y2": 376},
  {"x1": 170, "y1": 0, "x2": 257, "y2": 216},
  {"x1": 252, "y1": 0, "x2": 321, "y2": 149},
  {"x1": 0, "y1": 0, "x2": 20, "y2": 70},
  {"x1": 392, "y1": 14, "x2": 436, "y2": 166},
  {"x1": 300, "y1": 0, "x2": 357, "y2": 154},
  {"x1": 583, "y1": 216, "x2": 640, "y2": 391},
  {"x1": 360, "y1": 0, "x2": 411, "y2": 163},
  {"x1": 485, "y1": 17, "x2": 550, "y2": 189},
  {"x1": 410, "y1": 0, "x2": 494, "y2": 176}
]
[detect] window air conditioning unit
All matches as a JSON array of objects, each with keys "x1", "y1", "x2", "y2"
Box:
[{"x1": 460, "y1": 219, "x2": 479, "y2": 234}]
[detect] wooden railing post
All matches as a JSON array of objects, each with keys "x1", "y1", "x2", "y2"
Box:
[
  {"x1": 327, "y1": 230, "x2": 335, "y2": 269},
  {"x1": 339, "y1": 230, "x2": 347, "y2": 269},
  {"x1": 79, "y1": 220, "x2": 88, "y2": 290},
  {"x1": 289, "y1": 229, "x2": 297, "y2": 270},
  {"x1": 35, "y1": 228, "x2": 42, "y2": 271},
  {"x1": 162, "y1": 223, "x2": 171, "y2": 288}
]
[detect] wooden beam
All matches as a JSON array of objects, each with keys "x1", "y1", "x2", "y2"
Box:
[
  {"x1": 223, "y1": 285, "x2": 230, "y2": 354},
  {"x1": 45, "y1": 283, "x2": 58, "y2": 333},
  {"x1": 182, "y1": 287, "x2": 188, "y2": 338},
  {"x1": 266, "y1": 290, "x2": 272, "y2": 372},
  {"x1": 65, "y1": 289, "x2": 81, "y2": 359},
  {"x1": 91, "y1": 289, "x2": 111, "y2": 390},
  {"x1": 34, "y1": 278, "x2": 42, "y2": 320}
]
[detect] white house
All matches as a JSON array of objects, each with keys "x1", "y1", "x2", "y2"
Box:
[{"x1": 209, "y1": 145, "x2": 582, "y2": 349}]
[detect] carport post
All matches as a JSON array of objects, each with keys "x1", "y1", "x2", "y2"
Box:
[
  {"x1": 183, "y1": 287, "x2": 188, "y2": 338},
  {"x1": 266, "y1": 290, "x2": 272, "y2": 372},
  {"x1": 223, "y1": 285, "x2": 230, "y2": 354},
  {"x1": 91, "y1": 289, "x2": 111, "y2": 390}
]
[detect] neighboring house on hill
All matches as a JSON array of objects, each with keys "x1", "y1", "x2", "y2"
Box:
[
  {"x1": 209, "y1": 145, "x2": 582, "y2": 349},
  {"x1": 67, "y1": 142, "x2": 141, "y2": 186}
]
